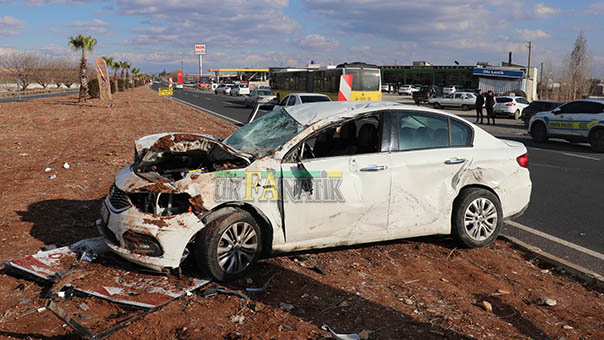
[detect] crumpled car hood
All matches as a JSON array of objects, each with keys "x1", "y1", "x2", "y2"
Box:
[{"x1": 131, "y1": 132, "x2": 252, "y2": 182}]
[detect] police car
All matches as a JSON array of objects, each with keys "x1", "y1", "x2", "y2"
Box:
[{"x1": 528, "y1": 99, "x2": 604, "y2": 152}]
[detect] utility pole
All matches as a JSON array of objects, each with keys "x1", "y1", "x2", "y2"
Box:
[
  {"x1": 540, "y1": 62, "x2": 544, "y2": 99},
  {"x1": 526, "y1": 41, "x2": 532, "y2": 80}
]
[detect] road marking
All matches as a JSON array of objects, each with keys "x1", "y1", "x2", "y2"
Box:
[
  {"x1": 527, "y1": 146, "x2": 600, "y2": 161},
  {"x1": 169, "y1": 97, "x2": 242, "y2": 125},
  {"x1": 561, "y1": 152, "x2": 600, "y2": 161},
  {"x1": 506, "y1": 220, "x2": 604, "y2": 261}
]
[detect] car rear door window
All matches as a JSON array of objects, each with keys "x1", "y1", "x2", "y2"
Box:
[
  {"x1": 397, "y1": 112, "x2": 449, "y2": 151},
  {"x1": 451, "y1": 120, "x2": 473, "y2": 147},
  {"x1": 582, "y1": 102, "x2": 604, "y2": 113},
  {"x1": 517, "y1": 98, "x2": 529, "y2": 105}
]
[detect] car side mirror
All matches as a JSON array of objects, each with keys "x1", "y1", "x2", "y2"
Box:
[{"x1": 552, "y1": 108, "x2": 561, "y2": 114}]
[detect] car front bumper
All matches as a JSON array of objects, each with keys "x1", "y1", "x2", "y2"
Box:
[{"x1": 97, "y1": 195, "x2": 204, "y2": 271}]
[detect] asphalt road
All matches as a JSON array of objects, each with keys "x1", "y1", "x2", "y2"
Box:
[
  {"x1": 153, "y1": 86, "x2": 604, "y2": 276},
  {"x1": 0, "y1": 90, "x2": 78, "y2": 103}
]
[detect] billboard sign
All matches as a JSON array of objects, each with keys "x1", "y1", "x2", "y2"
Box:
[
  {"x1": 473, "y1": 67, "x2": 525, "y2": 79},
  {"x1": 177, "y1": 70, "x2": 183, "y2": 84},
  {"x1": 195, "y1": 43, "x2": 206, "y2": 55},
  {"x1": 94, "y1": 58, "x2": 112, "y2": 101}
]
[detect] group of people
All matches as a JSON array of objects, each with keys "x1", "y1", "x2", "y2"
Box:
[{"x1": 474, "y1": 89, "x2": 496, "y2": 125}]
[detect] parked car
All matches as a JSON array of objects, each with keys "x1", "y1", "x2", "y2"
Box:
[
  {"x1": 429, "y1": 92, "x2": 478, "y2": 110},
  {"x1": 493, "y1": 96, "x2": 530, "y2": 119},
  {"x1": 413, "y1": 86, "x2": 442, "y2": 105},
  {"x1": 381, "y1": 83, "x2": 392, "y2": 92},
  {"x1": 398, "y1": 85, "x2": 420, "y2": 95},
  {"x1": 443, "y1": 85, "x2": 461, "y2": 95},
  {"x1": 98, "y1": 101, "x2": 532, "y2": 281},
  {"x1": 215, "y1": 84, "x2": 233, "y2": 95},
  {"x1": 521, "y1": 100, "x2": 564, "y2": 127},
  {"x1": 245, "y1": 89, "x2": 277, "y2": 108},
  {"x1": 231, "y1": 84, "x2": 250, "y2": 96},
  {"x1": 174, "y1": 83, "x2": 184, "y2": 89},
  {"x1": 273, "y1": 93, "x2": 331, "y2": 110},
  {"x1": 529, "y1": 98, "x2": 604, "y2": 152}
]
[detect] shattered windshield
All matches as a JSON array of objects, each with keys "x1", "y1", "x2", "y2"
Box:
[{"x1": 223, "y1": 108, "x2": 304, "y2": 157}]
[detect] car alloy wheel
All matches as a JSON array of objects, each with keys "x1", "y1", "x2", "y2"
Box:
[
  {"x1": 453, "y1": 188, "x2": 502, "y2": 248},
  {"x1": 217, "y1": 222, "x2": 258, "y2": 274},
  {"x1": 461, "y1": 104, "x2": 469, "y2": 111},
  {"x1": 195, "y1": 209, "x2": 262, "y2": 281},
  {"x1": 434, "y1": 102, "x2": 442, "y2": 109},
  {"x1": 463, "y1": 198, "x2": 498, "y2": 242},
  {"x1": 514, "y1": 109, "x2": 521, "y2": 120}
]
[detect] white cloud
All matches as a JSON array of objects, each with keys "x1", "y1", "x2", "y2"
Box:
[
  {"x1": 65, "y1": 18, "x2": 111, "y2": 35},
  {"x1": 0, "y1": 16, "x2": 26, "y2": 37},
  {"x1": 533, "y1": 2, "x2": 560, "y2": 18},
  {"x1": 298, "y1": 34, "x2": 340, "y2": 50},
  {"x1": 515, "y1": 29, "x2": 551, "y2": 41}
]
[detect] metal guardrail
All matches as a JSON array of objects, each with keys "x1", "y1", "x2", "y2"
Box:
[{"x1": 0, "y1": 88, "x2": 77, "y2": 98}]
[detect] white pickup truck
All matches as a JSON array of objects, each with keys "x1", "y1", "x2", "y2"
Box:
[{"x1": 429, "y1": 92, "x2": 478, "y2": 111}]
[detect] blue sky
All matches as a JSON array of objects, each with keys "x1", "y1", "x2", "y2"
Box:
[{"x1": 1, "y1": 0, "x2": 604, "y2": 76}]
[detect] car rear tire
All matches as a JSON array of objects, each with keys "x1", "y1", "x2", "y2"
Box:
[
  {"x1": 514, "y1": 109, "x2": 521, "y2": 120},
  {"x1": 452, "y1": 188, "x2": 502, "y2": 248},
  {"x1": 530, "y1": 122, "x2": 548, "y2": 143},
  {"x1": 194, "y1": 210, "x2": 262, "y2": 282},
  {"x1": 461, "y1": 104, "x2": 469, "y2": 111},
  {"x1": 433, "y1": 102, "x2": 442, "y2": 109},
  {"x1": 589, "y1": 129, "x2": 604, "y2": 153}
]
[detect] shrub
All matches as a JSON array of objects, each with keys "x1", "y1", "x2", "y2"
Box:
[
  {"x1": 88, "y1": 78, "x2": 100, "y2": 98},
  {"x1": 117, "y1": 79, "x2": 125, "y2": 91}
]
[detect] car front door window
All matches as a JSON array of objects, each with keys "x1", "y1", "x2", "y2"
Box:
[{"x1": 287, "y1": 96, "x2": 297, "y2": 106}]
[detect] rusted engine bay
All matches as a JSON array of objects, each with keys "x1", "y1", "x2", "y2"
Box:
[{"x1": 120, "y1": 133, "x2": 250, "y2": 216}]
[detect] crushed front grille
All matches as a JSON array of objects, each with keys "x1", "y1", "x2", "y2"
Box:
[{"x1": 108, "y1": 184, "x2": 131, "y2": 210}]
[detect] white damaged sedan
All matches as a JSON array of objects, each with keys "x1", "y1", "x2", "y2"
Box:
[{"x1": 98, "y1": 101, "x2": 531, "y2": 281}]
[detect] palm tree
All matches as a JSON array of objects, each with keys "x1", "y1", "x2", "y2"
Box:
[
  {"x1": 122, "y1": 61, "x2": 131, "y2": 89},
  {"x1": 68, "y1": 34, "x2": 97, "y2": 102},
  {"x1": 131, "y1": 68, "x2": 140, "y2": 86}
]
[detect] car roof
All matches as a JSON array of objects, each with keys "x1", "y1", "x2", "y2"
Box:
[
  {"x1": 284, "y1": 101, "x2": 462, "y2": 126},
  {"x1": 574, "y1": 98, "x2": 604, "y2": 104},
  {"x1": 290, "y1": 93, "x2": 330, "y2": 97}
]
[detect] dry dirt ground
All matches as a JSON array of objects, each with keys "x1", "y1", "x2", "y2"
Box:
[{"x1": 0, "y1": 88, "x2": 602, "y2": 340}]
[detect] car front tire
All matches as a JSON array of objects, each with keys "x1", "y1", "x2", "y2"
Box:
[
  {"x1": 530, "y1": 122, "x2": 548, "y2": 143},
  {"x1": 453, "y1": 188, "x2": 502, "y2": 248},
  {"x1": 589, "y1": 129, "x2": 604, "y2": 153},
  {"x1": 514, "y1": 109, "x2": 521, "y2": 120},
  {"x1": 433, "y1": 102, "x2": 442, "y2": 109},
  {"x1": 194, "y1": 209, "x2": 262, "y2": 281},
  {"x1": 461, "y1": 104, "x2": 469, "y2": 111}
]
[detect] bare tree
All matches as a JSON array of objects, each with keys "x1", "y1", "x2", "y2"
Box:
[
  {"x1": 562, "y1": 31, "x2": 591, "y2": 100},
  {"x1": 1, "y1": 51, "x2": 38, "y2": 90},
  {"x1": 54, "y1": 58, "x2": 79, "y2": 88},
  {"x1": 33, "y1": 55, "x2": 55, "y2": 89}
]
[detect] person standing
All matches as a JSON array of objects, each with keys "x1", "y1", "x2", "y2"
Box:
[
  {"x1": 475, "y1": 89, "x2": 484, "y2": 124},
  {"x1": 485, "y1": 90, "x2": 496, "y2": 125}
]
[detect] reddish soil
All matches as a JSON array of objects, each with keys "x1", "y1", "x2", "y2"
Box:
[{"x1": 0, "y1": 88, "x2": 602, "y2": 340}]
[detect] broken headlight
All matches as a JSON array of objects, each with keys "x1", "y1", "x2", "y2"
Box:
[
  {"x1": 122, "y1": 231, "x2": 163, "y2": 257},
  {"x1": 128, "y1": 192, "x2": 192, "y2": 216}
]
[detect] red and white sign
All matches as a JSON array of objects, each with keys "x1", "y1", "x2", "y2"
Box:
[
  {"x1": 194, "y1": 43, "x2": 206, "y2": 55},
  {"x1": 338, "y1": 74, "x2": 353, "y2": 101},
  {"x1": 177, "y1": 70, "x2": 183, "y2": 84},
  {"x1": 169, "y1": 77, "x2": 173, "y2": 88}
]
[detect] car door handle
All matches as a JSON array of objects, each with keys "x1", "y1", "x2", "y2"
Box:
[
  {"x1": 444, "y1": 158, "x2": 466, "y2": 165},
  {"x1": 360, "y1": 165, "x2": 387, "y2": 172}
]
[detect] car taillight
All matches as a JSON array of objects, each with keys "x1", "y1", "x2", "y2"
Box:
[
  {"x1": 258, "y1": 97, "x2": 264, "y2": 100},
  {"x1": 516, "y1": 153, "x2": 528, "y2": 168},
  {"x1": 506, "y1": 103, "x2": 516, "y2": 106}
]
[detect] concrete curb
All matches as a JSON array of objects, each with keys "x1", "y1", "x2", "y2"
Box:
[{"x1": 500, "y1": 234, "x2": 604, "y2": 290}]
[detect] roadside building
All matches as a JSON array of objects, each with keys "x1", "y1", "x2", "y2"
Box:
[{"x1": 380, "y1": 62, "x2": 538, "y2": 101}]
